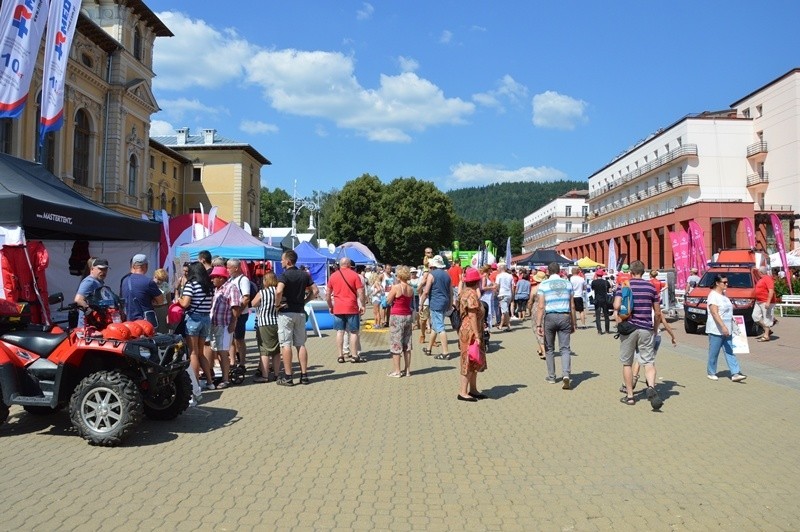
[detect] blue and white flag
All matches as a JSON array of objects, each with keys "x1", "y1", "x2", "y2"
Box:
[
  {"x1": 0, "y1": 0, "x2": 50, "y2": 118},
  {"x1": 39, "y1": 0, "x2": 81, "y2": 142}
]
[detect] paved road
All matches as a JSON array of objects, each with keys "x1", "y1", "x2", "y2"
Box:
[{"x1": 1, "y1": 313, "x2": 799, "y2": 531}]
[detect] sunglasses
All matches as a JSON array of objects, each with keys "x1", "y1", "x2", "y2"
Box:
[{"x1": 719, "y1": 280, "x2": 729, "y2": 284}]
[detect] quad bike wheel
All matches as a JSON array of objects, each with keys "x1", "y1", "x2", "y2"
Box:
[
  {"x1": 70, "y1": 370, "x2": 143, "y2": 446},
  {"x1": 229, "y1": 365, "x2": 246, "y2": 385},
  {"x1": 0, "y1": 397, "x2": 8, "y2": 427},
  {"x1": 143, "y1": 370, "x2": 191, "y2": 420}
]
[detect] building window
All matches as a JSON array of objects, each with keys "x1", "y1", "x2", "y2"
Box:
[
  {"x1": 581, "y1": 222, "x2": 588, "y2": 233},
  {"x1": 146, "y1": 188, "x2": 153, "y2": 211},
  {"x1": 133, "y1": 27, "x2": 142, "y2": 60},
  {"x1": 0, "y1": 118, "x2": 13, "y2": 154},
  {"x1": 149, "y1": 155, "x2": 154, "y2": 169},
  {"x1": 160, "y1": 192, "x2": 167, "y2": 211},
  {"x1": 73, "y1": 109, "x2": 91, "y2": 187},
  {"x1": 582, "y1": 205, "x2": 588, "y2": 217},
  {"x1": 161, "y1": 161, "x2": 167, "y2": 173},
  {"x1": 192, "y1": 167, "x2": 202, "y2": 181},
  {"x1": 171, "y1": 197, "x2": 178, "y2": 215},
  {"x1": 128, "y1": 154, "x2": 138, "y2": 195},
  {"x1": 81, "y1": 53, "x2": 93, "y2": 68},
  {"x1": 742, "y1": 108, "x2": 750, "y2": 118},
  {"x1": 172, "y1": 166, "x2": 177, "y2": 179},
  {"x1": 756, "y1": 105, "x2": 762, "y2": 117},
  {"x1": 565, "y1": 221, "x2": 572, "y2": 233},
  {"x1": 565, "y1": 205, "x2": 572, "y2": 217}
]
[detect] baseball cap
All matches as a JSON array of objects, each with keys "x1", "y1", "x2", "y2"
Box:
[
  {"x1": 132, "y1": 253, "x2": 148, "y2": 265},
  {"x1": 93, "y1": 258, "x2": 109, "y2": 269}
]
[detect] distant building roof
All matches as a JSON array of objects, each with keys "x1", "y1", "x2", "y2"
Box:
[{"x1": 152, "y1": 128, "x2": 271, "y2": 165}]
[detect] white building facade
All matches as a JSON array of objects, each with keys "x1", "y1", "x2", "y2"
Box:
[{"x1": 522, "y1": 190, "x2": 589, "y2": 252}]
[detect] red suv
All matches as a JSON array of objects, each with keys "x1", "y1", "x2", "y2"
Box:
[{"x1": 684, "y1": 250, "x2": 764, "y2": 336}]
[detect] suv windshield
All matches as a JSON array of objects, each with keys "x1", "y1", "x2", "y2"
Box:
[{"x1": 698, "y1": 272, "x2": 754, "y2": 289}]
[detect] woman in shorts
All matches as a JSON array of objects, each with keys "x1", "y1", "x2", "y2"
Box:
[{"x1": 251, "y1": 271, "x2": 281, "y2": 383}]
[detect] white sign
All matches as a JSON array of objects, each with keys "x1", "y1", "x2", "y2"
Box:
[{"x1": 731, "y1": 315, "x2": 749, "y2": 355}]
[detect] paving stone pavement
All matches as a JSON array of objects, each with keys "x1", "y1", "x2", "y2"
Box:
[{"x1": 2, "y1": 315, "x2": 799, "y2": 531}]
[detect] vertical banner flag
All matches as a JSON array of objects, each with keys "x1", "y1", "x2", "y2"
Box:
[
  {"x1": 607, "y1": 239, "x2": 617, "y2": 273},
  {"x1": 505, "y1": 237, "x2": 511, "y2": 265},
  {"x1": 39, "y1": 0, "x2": 81, "y2": 141},
  {"x1": 688, "y1": 221, "x2": 708, "y2": 273},
  {"x1": 742, "y1": 218, "x2": 756, "y2": 249},
  {"x1": 770, "y1": 214, "x2": 792, "y2": 294},
  {"x1": 0, "y1": 0, "x2": 51, "y2": 118},
  {"x1": 669, "y1": 231, "x2": 686, "y2": 290}
]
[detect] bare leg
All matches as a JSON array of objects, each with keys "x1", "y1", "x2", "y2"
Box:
[
  {"x1": 298, "y1": 345, "x2": 309, "y2": 374},
  {"x1": 217, "y1": 350, "x2": 230, "y2": 385},
  {"x1": 622, "y1": 364, "x2": 634, "y2": 397},
  {"x1": 281, "y1": 345, "x2": 293, "y2": 378},
  {"x1": 403, "y1": 350, "x2": 411, "y2": 376}
]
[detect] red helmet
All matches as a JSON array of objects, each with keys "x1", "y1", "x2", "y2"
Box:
[
  {"x1": 122, "y1": 321, "x2": 143, "y2": 338},
  {"x1": 103, "y1": 323, "x2": 131, "y2": 340},
  {"x1": 134, "y1": 319, "x2": 155, "y2": 337}
]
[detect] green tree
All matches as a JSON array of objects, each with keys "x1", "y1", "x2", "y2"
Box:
[
  {"x1": 453, "y1": 217, "x2": 484, "y2": 251},
  {"x1": 374, "y1": 178, "x2": 455, "y2": 264},
  {"x1": 482, "y1": 219, "x2": 508, "y2": 255},
  {"x1": 259, "y1": 187, "x2": 292, "y2": 228},
  {"x1": 314, "y1": 188, "x2": 339, "y2": 241},
  {"x1": 327, "y1": 174, "x2": 384, "y2": 254},
  {"x1": 507, "y1": 219, "x2": 524, "y2": 257}
]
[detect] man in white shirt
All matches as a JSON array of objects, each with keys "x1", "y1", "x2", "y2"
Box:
[
  {"x1": 495, "y1": 262, "x2": 514, "y2": 331},
  {"x1": 569, "y1": 267, "x2": 587, "y2": 329}
]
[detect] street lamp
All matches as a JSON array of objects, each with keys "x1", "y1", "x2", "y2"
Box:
[{"x1": 284, "y1": 180, "x2": 318, "y2": 247}]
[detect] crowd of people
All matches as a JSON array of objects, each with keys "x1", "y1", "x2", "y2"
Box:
[{"x1": 73, "y1": 245, "x2": 777, "y2": 410}]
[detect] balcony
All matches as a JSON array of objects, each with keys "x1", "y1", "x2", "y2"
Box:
[
  {"x1": 746, "y1": 172, "x2": 769, "y2": 187},
  {"x1": 746, "y1": 141, "x2": 768, "y2": 163},
  {"x1": 589, "y1": 174, "x2": 698, "y2": 223},
  {"x1": 589, "y1": 144, "x2": 698, "y2": 200}
]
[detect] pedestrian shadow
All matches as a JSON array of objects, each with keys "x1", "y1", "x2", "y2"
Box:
[
  {"x1": 408, "y1": 366, "x2": 455, "y2": 376},
  {"x1": 130, "y1": 406, "x2": 242, "y2": 446},
  {"x1": 568, "y1": 370, "x2": 599, "y2": 389},
  {"x1": 634, "y1": 379, "x2": 683, "y2": 406},
  {"x1": 482, "y1": 383, "x2": 528, "y2": 399},
  {"x1": 312, "y1": 370, "x2": 368, "y2": 383}
]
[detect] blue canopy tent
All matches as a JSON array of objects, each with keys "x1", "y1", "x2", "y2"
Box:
[
  {"x1": 175, "y1": 222, "x2": 283, "y2": 261},
  {"x1": 336, "y1": 246, "x2": 376, "y2": 265},
  {"x1": 273, "y1": 241, "x2": 331, "y2": 286}
]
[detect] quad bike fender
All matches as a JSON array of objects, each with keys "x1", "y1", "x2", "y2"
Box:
[{"x1": 0, "y1": 361, "x2": 18, "y2": 404}]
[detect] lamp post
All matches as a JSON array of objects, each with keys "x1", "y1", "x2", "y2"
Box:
[{"x1": 284, "y1": 180, "x2": 318, "y2": 247}]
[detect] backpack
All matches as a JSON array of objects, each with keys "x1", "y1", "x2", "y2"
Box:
[
  {"x1": 236, "y1": 275, "x2": 258, "y2": 308},
  {"x1": 618, "y1": 280, "x2": 633, "y2": 321}
]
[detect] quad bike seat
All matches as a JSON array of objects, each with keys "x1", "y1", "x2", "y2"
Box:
[{"x1": 1, "y1": 330, "x2": 69, "y2": 358}]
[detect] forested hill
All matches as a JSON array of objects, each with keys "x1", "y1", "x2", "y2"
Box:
[{"x1": 446, "y1": 180, "x2": 587, "y2": 222}]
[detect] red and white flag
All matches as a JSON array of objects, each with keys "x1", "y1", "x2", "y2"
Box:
[
  {"x1": 0, "y1": 0, "x2": 51, "y2": 118},
  {"x1": 39, "y1": 0, "x2": 81, "y2": 141}
]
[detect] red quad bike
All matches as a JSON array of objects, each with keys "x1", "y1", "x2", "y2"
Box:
[{"x1": 0, "y1": 287, "x2": 190, "y2": 446}]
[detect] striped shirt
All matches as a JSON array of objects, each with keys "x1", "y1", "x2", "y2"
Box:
[
  {"x1": 614, "y1": 278, "x2": 658, "y2": 330},
  {"x1": 538, "y1": 275, "x2": 573, "y2": 313},
  {"x1": 255, "y1": 287, "x2": 278, "y2": 326},
  {"x1": 182, "y1": 281, "x2": 213, "y2": 315}
]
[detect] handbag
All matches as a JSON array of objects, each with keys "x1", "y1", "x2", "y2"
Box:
[
  {"x1": 468, "y1": 341, "x2": 483, "y2": 364},
  {"x1": 166, "y1": 302, "x2": 185, "y2": 326}
]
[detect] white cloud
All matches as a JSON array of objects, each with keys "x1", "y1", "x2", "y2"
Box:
[
  {"x1": 153, "y1": 12, "x2": 474, "y2": 143},
  {"x1": 439, "y1": 30, "x2": 453, "y2": 44},
  {"x1": 314, "y1": 124, "x2": 329, "y2": 137},
  {"x1": 356, "y1": 2, "x2": 374, "y2": 20},
  {"x1": 397, "y1": 56, "x2": 419, "y2": 73},
  {"x1": 473, "y1": 75, "x2": 528, "y2": 111},
  {"x1": 245, "y1": 50, "x2": 474, "y2": 142},
  {"x1": 532, "y1": 90, "x2": 588, "y2": 130},
  {"x1": 150, "y1": 119, "x2": 176, "y2": 136},
  {"x1": 446, "y1": 162, "x2": 569, "y2": 189},
  {"x1": 152, "y1": 11, "x2": 255, "y2": 91},
  {"x1": 240, "y1": 120, "x2": 278, "y2": 134}
]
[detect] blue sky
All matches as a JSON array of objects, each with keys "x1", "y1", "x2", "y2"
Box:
[{"x1": 146, "y1": 1, "x2": 800, "y2": 199}]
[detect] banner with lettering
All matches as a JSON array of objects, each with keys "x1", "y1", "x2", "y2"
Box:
[
  {"x1": 0, "y1": 0, "x2": 51, "y2": 118},
  {"x1": 770, "y1": 213, "x2": 792, "y2": 294},
  {"x1": 688, "y1": 220, "x2": 708, "y2": 274},
  {"x1": 742, "y1": 217, "x2": 756, "y2": 249},
  {"x1": 39, "y1": 0, "x2": 81, "y2": 141},
  {"x1": 607, "y1": 239, "x2": 617, "y2": 272},
  {"x1": 669, "y1": 231, "x2": 690, "y2": 290}
]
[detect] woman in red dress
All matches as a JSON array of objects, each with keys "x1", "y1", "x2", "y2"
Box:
[{"x1": 457, "y1": 267, "x2": 488, "y2": 402}]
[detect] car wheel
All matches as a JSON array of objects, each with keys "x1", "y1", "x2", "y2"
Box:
[
  {"x1": 70, "y1": 370, "x2": 143, "y2": 446},
  {"x1": 684, "y1": 319, "x2": 699, "y2": 334},
  {"x1": 143, "y1": 370, "x2": 191, "y2": 420},
  {"x1": 748, "y1": 320, "x2": 763, "y2": 337}
]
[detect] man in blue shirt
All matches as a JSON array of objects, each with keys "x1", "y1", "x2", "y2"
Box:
[
  {"x1": 120, "y1": 254, "x2": 163, "y2": 323},
  {"x1": 419, "y1": 254, "x2": 453, "y2": 360},
  {"x1": 535, "y1": 262, "x2": 576, "y2": 389}
]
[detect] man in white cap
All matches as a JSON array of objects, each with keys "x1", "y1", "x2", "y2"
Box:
[
  {"x1": 120, "y1": 253, "x2": 163, "y2": 322},
  {"x1": 686, "y1": 267, "x2": 701, "y2": 289},
  {"x1": 419, "y1": 254, "x2": 453, "y2": 360}
]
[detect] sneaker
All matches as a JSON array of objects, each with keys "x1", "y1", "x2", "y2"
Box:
[
  {"x1": 707, "y1": 374, "x2": 719, "y2": 381},
  {"x1": 300, "y1": 374, "x2": 310, "y2": 385},
  {"x1": 646, "y1": 386, "x2": 663, "y2": 411},
  {"x1": 731, "y1": 373, "x2": 747, "y2": 382},
  {"x1": 545, "y1": 377, "x2": 557, "y2": 384},
  {"x1": 562, "y1": 376, "x2": 571, "y2": 390},
  {"x1": 203, "y1": 382, "x2": 215, "y2": 391},
  {"x1": 276, "y1": 376, "x2": 294, "y2": 387},
  {"x1": 188, "y1": 397, "x2": 198, "y2": 408}
]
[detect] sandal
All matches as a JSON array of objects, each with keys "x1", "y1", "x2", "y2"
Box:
[
  {"x1": 618, "y1": 375, "x2": 639, "y2": 394},
  {"x1": 216, "y1": 381, "x2": 230, "y2": 389},
  {"x1": 350, "y1": 355, "x2": 366, "y2": 363},
  {"x1": 620, "y1": 396, "x2": 636, "y2": 406},
  {"x1": 757, "y1": 337, "x2": 770, "y2": 342},
  {"x1": 337, "y1": 356, "x2": 345, "y2": 363},
  {"x1": 253, "y1": 375, "x2": 269, "y2": 383},
  {"x1": 434, "y1": 354, "x2": 449, "y2": 360},
  {"x1": 422, "y1": 347, "x2": 432, "y2": 356}
]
